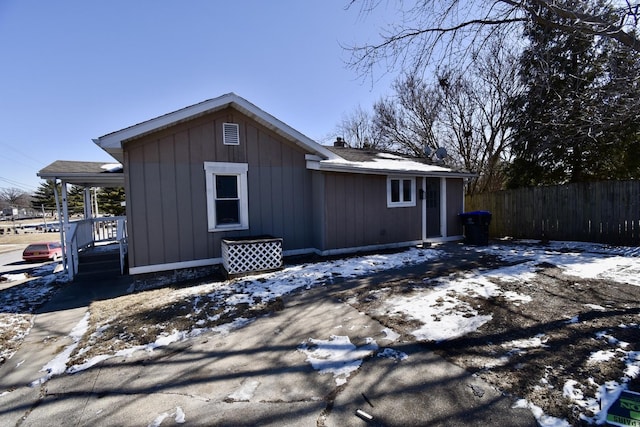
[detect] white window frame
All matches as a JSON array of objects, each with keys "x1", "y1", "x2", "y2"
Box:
[
  {"x1": 204, "y1": 162, "x2": 249, "y2": 231},
  {"x1": 386, "y1": 176, "x2": 416, "y2": 208},
  {"x1": 223, "y1": 122, "x2": 240, "y2": 145}
]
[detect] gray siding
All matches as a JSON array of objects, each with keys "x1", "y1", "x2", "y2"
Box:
[
  {"x1": 311, "y1": 171, "x2": 326, "y2": 250},
  {"x1": 124, "y1": 108, "x2": 314, "y2": 270},
  {"x1": 321, "y1": 172, "x2": 421, "y2": 250}
]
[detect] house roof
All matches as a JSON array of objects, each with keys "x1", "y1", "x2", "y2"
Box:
[
  {"x1": 309, "y1": 146, "x2": 476, "y2": 178},
  {"x1": 93, "y1": 93, "x2": 340, "y2": 163},
  {"x1": 38, "y1": 160, "x2": 124, "y2": 187}
]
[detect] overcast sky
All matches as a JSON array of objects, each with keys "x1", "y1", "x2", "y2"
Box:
[{"x1": 0, "y1": 1, "x2": 398, "y2": 193}]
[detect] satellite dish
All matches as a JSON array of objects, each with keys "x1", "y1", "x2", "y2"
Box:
[
  {"x1": 435, "y1": 147, "x2": 448, "y2": 160},
  {"x1": 423, "y1": 145, "x2": 433, "y2": 157}
]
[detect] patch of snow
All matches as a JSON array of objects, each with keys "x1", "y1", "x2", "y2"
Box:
[
  {"x1": 174, "y1": 406, "x2": 186, "y2": 423},
  {"x1": 32, "y1": 312, "x2": 89, "y2": 385},
  {"x1": 68, "y1": 354, "x2": 112, "y2": 374},
  {"x1": 502, "y1": 291, "x2": 532, "y2": 304},
  {"x1": 100, "y1": 163, "x2": 122, "y2": 172},
  {"x1": 563, "y1": 379, "x2": 584, "y2": 401},
  {"x1": 298, "y1": 335, "x2": 378, "y2": 385},
  {"x1": 512, "y1": 399, "x2": 571, "y2": 427},
  {"x1": 226, "y1": 380, "x2": 260, "y2": 402},
  {"x1": 323, "y1": 156, "x2": 451, "y2": 174},
  {"x1": 381, "y1": 327, "x2": 400, "y2": 342},
  {"x1": 560, "y1": 255, "x2": 640, "y2": 287},
  {"x1": 211, "y1": 317, "x2": 253, "y2": 335},
  {"x1": 378, "y1": 261, "x2": 536, "y2": 342},
  {"x1": 624, "y1": 351, "x2": 640, "y2": 378},
  {"x1": 148, "y1": 412, "x2": 170, "y2": 427},
  {"x1": 386, "y1": 289, "x2": 492, "y2": 342},
  {"x1": 504, "y1": 334, "x2": 548, "y2": 350},
  {"x1": 377, "y1": 348, "x2": 408, "y2": 361},
  {"x1": 588, "y1": 350, "x2": 617, "y2": 363},
  {"x1": 1, "y1": 273, "x2": 28, "y2": 282}
]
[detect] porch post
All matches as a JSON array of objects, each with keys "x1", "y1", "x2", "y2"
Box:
[
  {"x1": 61, "y1": 181, "x2": 69, "y2": 225},
  {"x1": 84, "y1": 187, "x2": 92, "y2": 219},
  {"x1": 51, "y1": 180, "x2": 68, "y2": 278},
  {"x1": 440, "y1": 178, "x2": 447, "y2": 237}
]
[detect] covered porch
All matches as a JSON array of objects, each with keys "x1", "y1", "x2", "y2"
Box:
[{"x1": 37, "y1": 160, "x2": 127, "y2": 281}]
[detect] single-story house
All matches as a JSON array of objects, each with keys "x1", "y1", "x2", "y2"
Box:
[{"x1": 40, "y1": 93, "x2": 474, "y2": 277}]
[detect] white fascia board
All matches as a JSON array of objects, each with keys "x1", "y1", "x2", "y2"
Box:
[
  {"x1": 36, "y1": 172, "x2": 125, "y2": 186},
  {"x1": 93, "y1": 93, "x2": 338, "y2": 161},
  {"x1": 94, "y1": 94, "x2": 239, "y2": 150},
  {"x1": 306, "y1": 155, "x2": 322, "y2": 171}
]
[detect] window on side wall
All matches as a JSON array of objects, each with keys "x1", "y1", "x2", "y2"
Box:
[
  {"x1": 204, "y1": 162, "x2": 249, "y2": 231},
  {"x1": 387, "y1": 177, "x2": 416, "y2": 207}
]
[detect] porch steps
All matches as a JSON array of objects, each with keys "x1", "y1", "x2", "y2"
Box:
[{"x1": 76, "y1": 246, "x2": 123, "y2": 281}]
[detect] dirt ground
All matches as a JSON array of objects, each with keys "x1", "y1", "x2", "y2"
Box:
[{"x1": 335, "y1": 248, "x2": 640, "y2": 426}]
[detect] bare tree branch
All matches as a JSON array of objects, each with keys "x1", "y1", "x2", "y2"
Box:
[{"x1": 346, "y1": 0, "x2": 640, "y2": 77}]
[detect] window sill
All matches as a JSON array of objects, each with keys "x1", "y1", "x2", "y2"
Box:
[
  {"x1": 387, "y1": 202, "x2": 416, "y2": 208},
  {"x1": 209, "y1": 225, "x2": 249, "y2": 233}
]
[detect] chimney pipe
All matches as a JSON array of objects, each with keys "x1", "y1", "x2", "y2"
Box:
[{"x1": 334, "y1": 137, "x2": 346, "y2": 147}]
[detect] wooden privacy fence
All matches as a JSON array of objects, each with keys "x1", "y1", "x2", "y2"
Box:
[{"x1": 465, "y1": 180, "x2": 640, "y2": 246}]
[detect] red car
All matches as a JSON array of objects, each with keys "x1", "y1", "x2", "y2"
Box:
[{"x1": 22, "y1": 242, "x2": 63, "y2": 262}]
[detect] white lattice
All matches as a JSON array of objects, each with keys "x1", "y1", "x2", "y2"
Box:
[{"x1": 222, "y1": 237, "x2": 283, "y2": 275}]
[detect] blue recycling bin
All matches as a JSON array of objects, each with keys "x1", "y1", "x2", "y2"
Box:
[{"x1": 459, "y1": 211, "x2": 492, "y2": 245}]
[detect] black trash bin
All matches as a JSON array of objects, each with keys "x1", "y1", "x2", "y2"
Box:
[{"x1": 459, "y1": 211, "x2": 492, "y2": 245}]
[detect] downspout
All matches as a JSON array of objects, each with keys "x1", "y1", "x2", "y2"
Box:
[{"x1": 51, "y1": 179, "x2": 66, "y2": 274}]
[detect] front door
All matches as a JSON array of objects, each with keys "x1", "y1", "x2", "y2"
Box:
[{"x1": 425, "y1": 177, "x2": 441, "y2": 237}]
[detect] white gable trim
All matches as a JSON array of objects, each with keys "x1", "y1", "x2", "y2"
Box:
[{"x1": 93, "y1": 93, "x2": 339, "y2": 163}]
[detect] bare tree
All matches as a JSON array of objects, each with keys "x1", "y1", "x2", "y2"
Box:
[
  {"x1": 335, "y1": 105, "x2": 386, "y2": 149},
  {"x1": 438, "y1": 38, "x2": 522, "y2": 193},
  {"x1": 0, "y1": 187, "x2": 31, "y2": 210},
  {"x1": 338, "y1": 34, "x2": 521, "y2": 193},
  {"x1": 347, "y1": 0, "x2": 640, "y2": 77},
  {"x1": 373, "y1": 74, "x2": 443, "y2": 156}
]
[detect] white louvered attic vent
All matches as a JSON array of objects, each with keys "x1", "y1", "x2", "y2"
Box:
[{"x1": 223, "y1": 123, "x2": 240, "y2": 145}]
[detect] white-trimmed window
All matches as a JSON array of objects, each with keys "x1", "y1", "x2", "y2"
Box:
[
  {"x1": 204, "y1": 162, "x2": 249, "y2": 231},
  {"x1": 387, "y1": 177, "x2": 416, "y2": 207},
  {"x1": 223, "y1": 123, "x2": 240, "y2": 145}
]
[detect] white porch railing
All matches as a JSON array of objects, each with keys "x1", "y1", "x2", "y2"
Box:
[{"x1": 63, "y1": 216, "x2": 127, "y2": 281}]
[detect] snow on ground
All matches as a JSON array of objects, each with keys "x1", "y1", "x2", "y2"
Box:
[
  {"x1": 1, "y1": 241, "x2": 639, "y2": 425},
  {"x1": 298, "y1": 335, "x2": 379, "y2": 386},
  {"x1": 0, "y1": 262, "x2": 66, "y2": 363}
]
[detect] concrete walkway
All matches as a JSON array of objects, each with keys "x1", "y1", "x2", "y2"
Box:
[{"x1": 0, "y1": 252, "x2": 537, "y2": 426}]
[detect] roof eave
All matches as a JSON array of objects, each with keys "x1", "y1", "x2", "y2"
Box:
[
  {"x1": 308, "y1": 160, "x2": 477, "y2": 178},
  {"x1": 93, "y1": 93, "x2": 339, "y2": 161},
  {"x1": 36, "y1": 172, "x2": 125, "y2": 187}
]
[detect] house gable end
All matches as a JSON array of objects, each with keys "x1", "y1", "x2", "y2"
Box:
[{"x1": 94, "y1": 93, "x2": 338, "y2": 163}]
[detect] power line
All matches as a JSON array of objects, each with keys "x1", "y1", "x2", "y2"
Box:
[
  {"x1": 0, "y1": 176, "x2": 39, "y2": 192},
  {"x1": 0, "y1": 141, "x2": 48, "y2": 169}
]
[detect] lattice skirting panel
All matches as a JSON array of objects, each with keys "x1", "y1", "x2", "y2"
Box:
[{"x1": 222, "y1": 236, "x2": 283, "y2": 276}]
